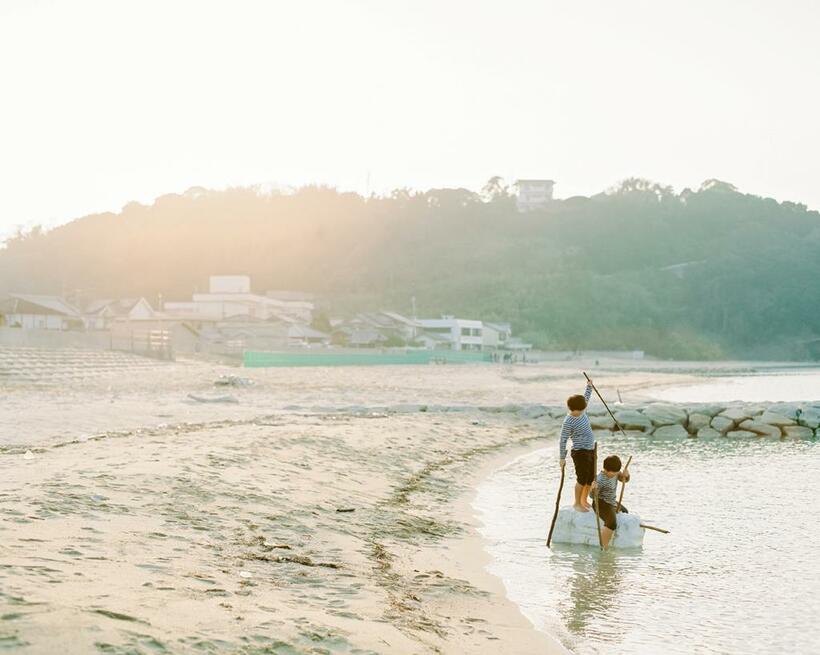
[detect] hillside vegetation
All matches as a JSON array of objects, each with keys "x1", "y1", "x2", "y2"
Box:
[{"x1": 2, "y1": 178, "x2": 819, "y2": 359}]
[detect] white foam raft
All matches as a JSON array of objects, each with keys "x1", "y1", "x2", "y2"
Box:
[{"x1": 551, "y1": 506, "x2": 645, "y2": 548}]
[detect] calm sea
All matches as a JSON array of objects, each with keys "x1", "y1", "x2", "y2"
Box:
[{"x1": 474, "y1": 373, "x2": 820, "y2": 654}]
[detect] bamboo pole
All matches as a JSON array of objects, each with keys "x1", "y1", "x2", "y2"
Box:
[
  {"x1": 593, "y1": 442, "x2": 603, "y2": 550},
  {"x1": 546, "y1": 461, "x2": 566, "y2": 548},
  {"x1": 583, "y1": 371, "x2": 627, "y2": 438},
  {"x1": 615, "y1": 455, "x2": 632, "y2": 514}
]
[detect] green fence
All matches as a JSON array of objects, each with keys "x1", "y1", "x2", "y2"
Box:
[{"x1": 243, "y1": 350, "x2": 491, "y2": 367}]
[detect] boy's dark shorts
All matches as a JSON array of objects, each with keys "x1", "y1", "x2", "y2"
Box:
[
  {"x1": 571, "y1": 448, "x2": 595, "y2": 485},
  {"x1": 592, "y1": 498, "x2": 628, "y2": 531}
]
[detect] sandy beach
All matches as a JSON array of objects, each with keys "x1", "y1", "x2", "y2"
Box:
[{"x1": 0, "y1": 358, "x2": 807, "y2": 653}]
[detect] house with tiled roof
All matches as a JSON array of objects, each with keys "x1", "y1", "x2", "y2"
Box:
[
  {"x1": 83, "y1": 297, "x2": 156, "y2": 329},
  {"x1": 0, "y1": 293, "x2": 84, "y2": 330}
]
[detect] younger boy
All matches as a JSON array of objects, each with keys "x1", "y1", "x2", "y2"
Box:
[
  {"x1": 559, "y1": 379, "x2": 595, "y2": 512},
  {"x1": 590, "y1": 454, "x2": 631, "y2": 549}
]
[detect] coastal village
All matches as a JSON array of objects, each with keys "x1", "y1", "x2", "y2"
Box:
[
  {"x1": 0, "y1": 274, "x2": 532, "y2": 361},
  {"x1": 4, "y1": 1, "x2": 820, "y2": 652},
  {"x1": 0, "y1": 179, "x2": 557, "y2": 364}
]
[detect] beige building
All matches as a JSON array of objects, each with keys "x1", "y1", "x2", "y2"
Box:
[{"x1": 164, "y1": 275, "x2": 313, "y2": 324}]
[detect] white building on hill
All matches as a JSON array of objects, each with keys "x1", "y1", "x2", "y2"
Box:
[
  {"x1": 164, "y1": 275, "x2": 313, "y2": 324},
  {"x1": 515, "y1": 179, "x2": 555, "y2": 212}
]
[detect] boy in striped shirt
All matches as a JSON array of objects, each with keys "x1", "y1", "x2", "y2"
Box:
[
  {"x1": 590, "y1": 454, "x2": 631, "y2": 549},
  {"x1": 559, "y1": 379, "x2": 596, "y2": 512}
]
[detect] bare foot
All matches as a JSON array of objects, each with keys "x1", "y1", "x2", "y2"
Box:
[{"x1": 573, "y1": 503, "x2": 589, "y2": 513}]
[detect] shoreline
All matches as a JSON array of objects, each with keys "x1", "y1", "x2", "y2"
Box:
[
  {"x1": 462, "y1": 413, "x2": 820, "y2": 655},
  {"x1": 0, "y1": 364, "x2": 579, "y2": 653},
  {"x1": 444, "y1": 440, "x2": 571, "y2": 654},
  {"x1": 439, "y1": 377, "x2": 820, "y2": 655}
]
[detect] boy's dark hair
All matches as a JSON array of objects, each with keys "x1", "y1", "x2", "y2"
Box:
[
  {"x1": 603, "y1": 455, "x2": 622, "y2": 472},
  {"x1": 567, "y1": 394, "x2": 587, "y2": 411}
]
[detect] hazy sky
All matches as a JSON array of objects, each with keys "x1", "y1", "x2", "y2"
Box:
[{"x1": 1, "y1": 0, "x2": 819, "y2": 238}]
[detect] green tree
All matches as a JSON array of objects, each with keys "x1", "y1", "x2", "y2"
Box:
[
  {"x1": 311, "y1": 312, "x2": 332, "y2": 333},
  {"x1": 2, "y1": 178, "x2": 818, "y2": 359}
]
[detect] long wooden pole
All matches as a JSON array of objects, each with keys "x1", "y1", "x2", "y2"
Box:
[
  {"x1": 615, "y1": 455, "x2": 632, "y2": 514},
  {"x1": 593, "y1": 442, "x2": 603, "y2": 550},
  {"x1": 583, "y1": 371, "x2": 627, "y2": 438},
  {"x1": 582, "y1": 375, "x2": 667, "y2": 541},
  {"x1": 546, "y1": 462, "x2": 566, "y2": 548},
  {"x1": 640, "y1": 524, "x2": 670, "y2": 534}
]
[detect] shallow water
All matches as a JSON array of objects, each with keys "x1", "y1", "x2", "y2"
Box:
[
  {"x1": 649, "y1": 370, "x2": 820, "y2": 403},
  {"x1": 474, "y1": 435, "x2": 820, "y2": 654}
]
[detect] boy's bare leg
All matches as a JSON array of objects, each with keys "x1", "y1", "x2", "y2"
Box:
[
  {"x1": 572, "y1": 483, "x2": 588, "y2": 512},
  {"x1": 580, "y1": 484, "x2": 592, "y2": 509},
  {"x1": 601, "y1": 526, "x2": 614, "y2": 549}
]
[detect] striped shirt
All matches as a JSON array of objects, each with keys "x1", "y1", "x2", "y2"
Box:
[
  {"x1": 592, "y1": 471, "x2": 619, "y2": 506},
  {"x1": 558, "y1": 383, "x2": 594, "y2": 460}
]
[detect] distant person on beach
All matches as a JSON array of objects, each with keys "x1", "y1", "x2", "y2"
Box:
[
  {"x1": 590, "y1": 455, "x2": 630, "y2": 549},
  {"x1": 559, "y1": 378, "x2": 596, "y2": 512}
]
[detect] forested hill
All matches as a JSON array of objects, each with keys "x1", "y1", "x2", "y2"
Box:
[{"x1": 2, "y1": 178, "x2": 819, "y2": 359}]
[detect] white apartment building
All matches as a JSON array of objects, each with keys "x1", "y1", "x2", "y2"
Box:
[
  {"x1": 515, "y1": 179, "x2": 555, "y2": 212},
  {"x1": 417, "y1": 316, "x2": 483, "y2": 351}
]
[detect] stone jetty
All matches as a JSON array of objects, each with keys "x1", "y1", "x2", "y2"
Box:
[
  {"x1": 298, "y1": 400, "x2": 820, "y2": 439},
  {"x1": 535, "y1": 401, "x2": 820, "y2": 439}
]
